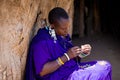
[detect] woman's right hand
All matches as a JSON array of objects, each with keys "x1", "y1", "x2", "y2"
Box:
[{"x1": 67, "y1": 46, "x2": 81, "y2": 59}]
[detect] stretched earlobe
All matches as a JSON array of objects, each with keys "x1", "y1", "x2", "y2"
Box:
[
  {"x1": 50, "y1": 24, "x2": 55, "y2": 29},
  {"x1": 48, "y1": 25, "x2": 57, "y2": 43}
]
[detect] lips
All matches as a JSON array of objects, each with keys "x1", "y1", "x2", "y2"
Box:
[{"x1": 63, "y1": 33, "x2": 67, "y2": 36}]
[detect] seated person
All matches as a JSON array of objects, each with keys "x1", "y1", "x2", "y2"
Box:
[{"x1": 25, "y1": 7, "x2": 112, "y2": 80}]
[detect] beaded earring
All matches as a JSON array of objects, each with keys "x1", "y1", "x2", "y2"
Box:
[{"x1": 49, "y1": 26, "x2": 57, "y2": 43}]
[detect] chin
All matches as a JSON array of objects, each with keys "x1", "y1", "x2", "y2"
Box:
[
  {"x1": 63, "y1": 34, "x2": 68, "y2": 37},
  {"x1": 59, "y1": 33, "x2": 67, "y2": 37}
]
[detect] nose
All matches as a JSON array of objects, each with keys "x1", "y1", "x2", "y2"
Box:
[{"x1": 63, "y1": 27, "x2": 69, "y2": 34}]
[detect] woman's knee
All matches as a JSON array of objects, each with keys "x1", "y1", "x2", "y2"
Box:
[
  {"x1": 96, "y1": 60, "x2": 112, "y2": 72},
  {"x1": 97, "y1": 60, "x2": 111, "y2": 66}
]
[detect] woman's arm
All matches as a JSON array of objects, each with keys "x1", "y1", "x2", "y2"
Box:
[
  {"x1": 40, "y1": 46, "x2": 81, "y2": 76},
  {"x1": 40, "y1": 55, "x2": 67, "y2": 76}
]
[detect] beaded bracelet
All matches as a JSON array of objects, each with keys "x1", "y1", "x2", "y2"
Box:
[
  {"x1": 64, "y1": 53, "x2": 70, "y2": 61},
  {"x1": 58, "y1": 57, "x2": 64, "y2": 65},
  {"x1": 56, "y1": 59, "x2": 62, "y2": 66}
]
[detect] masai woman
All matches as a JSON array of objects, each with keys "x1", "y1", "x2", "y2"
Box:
[{"x1": 25, "y1": 7, "x2": 112, "y2": 80}]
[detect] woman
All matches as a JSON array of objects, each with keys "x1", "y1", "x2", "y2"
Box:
[{"x1": 25, "y1": 7, "x2": 112, "y2": 80}]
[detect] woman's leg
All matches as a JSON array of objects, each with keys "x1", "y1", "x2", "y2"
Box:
[{"x1": 67, "y1": 60, "x2": 112, "y2": 80}]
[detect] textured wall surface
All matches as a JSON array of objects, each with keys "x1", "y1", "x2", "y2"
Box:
[{"x1": 0, "y1": 0, "x2": 74, "y2": 80}]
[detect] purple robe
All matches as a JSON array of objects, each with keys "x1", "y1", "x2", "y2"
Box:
[{"x1": 25, "y1": 27, "x2": 112, "y2": 80}]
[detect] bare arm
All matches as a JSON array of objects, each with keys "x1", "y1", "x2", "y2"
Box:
[
  {"x1": 40, "y1": 55, "x2": 67, "y2": 76},
  {"x1": 40, "y1": 46, "x2": 81, "y2": 77}
]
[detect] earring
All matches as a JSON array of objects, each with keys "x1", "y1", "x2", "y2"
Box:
[{"x1": 49, "y1": 26, "x2": 57, "y2": 43}]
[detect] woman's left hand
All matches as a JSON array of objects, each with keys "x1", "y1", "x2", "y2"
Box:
[{"x1": 81, "y1": 44, "x2": 92, "y2": 54}]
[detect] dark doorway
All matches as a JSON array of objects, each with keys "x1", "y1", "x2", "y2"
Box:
[{"x1": 73, "y1": 0, "x2": 120, "y2": 38}]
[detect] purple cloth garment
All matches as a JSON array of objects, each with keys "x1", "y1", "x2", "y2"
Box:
[
  {"x1": 25, "y1": 27, "x2": 112, "y2": 80},
  {"x1": 67, "y1": 61, "x2": 112, "y2": 80}
]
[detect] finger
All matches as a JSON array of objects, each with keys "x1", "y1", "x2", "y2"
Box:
[
  {"x1": 83, "y1": 46, "x2": 91, "y2": 50},
  {"x1": 74, "y1": 48, "x2": 81, "y2": 53},
  {"x1": 83, "y1": 48, "x2": 91, "y2": 50},
  {"x1": 76, "y1": 48, "x2": 81, "y2": 51},
  {"x1": 82, "y1": 44, "x2": 91, "y2": 48},
  {"x1": 73, "y1": 46, "x2": 80, "y2": 49},
  {"x1": 82, "y1": 49, "x2": 91, "y2": 52},
  {"x1": 74, "y1": 48, "x2": 80, "y2": 52},
  {"x1": 83, "y1": 49, "x2": 91, "y2": 53},
  {"x1": 76, "y1": 50, "x2": 81, "y2": 54}
]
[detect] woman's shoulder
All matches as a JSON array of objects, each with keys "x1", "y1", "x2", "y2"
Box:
[
  {"x1": 28, "y1": 28, "x2": 51, "y2": 48},
  {"x1": 31, "y1": 28, "x2": 51, "y2": 42},
  {"x1": 31, "y1": 37, "x2": 52, "y2": 48}
]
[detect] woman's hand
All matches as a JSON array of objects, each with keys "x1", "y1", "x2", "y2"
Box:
[
  {"x1": 67, "y1": 46, "x2": 81, "y2": 59},
  {"x1": 67, "y1": 44, "x2": 91, "y2": 59},
  {"x1": 81, "y1": 44, "x2": 91, "y2": 54},
  {"x1": 77, "y1": 44, "x2": 91, "y2": 58}
]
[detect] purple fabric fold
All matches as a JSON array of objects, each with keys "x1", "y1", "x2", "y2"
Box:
[
  {"x1": 67, "y1": 60, "x2": 112, "y2": 80},
  {"x1": 25, "y1": 27, "x2": 112, "y2": 80}
]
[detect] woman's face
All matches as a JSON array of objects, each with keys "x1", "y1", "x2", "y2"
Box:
[{"x1": 52, "y1": 18, "x2": 70, "y2": 37}]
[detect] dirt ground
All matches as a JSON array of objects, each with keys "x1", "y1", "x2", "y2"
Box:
[{"x1": 72, "y1": 34, "x2": 120, "y2": 80}]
